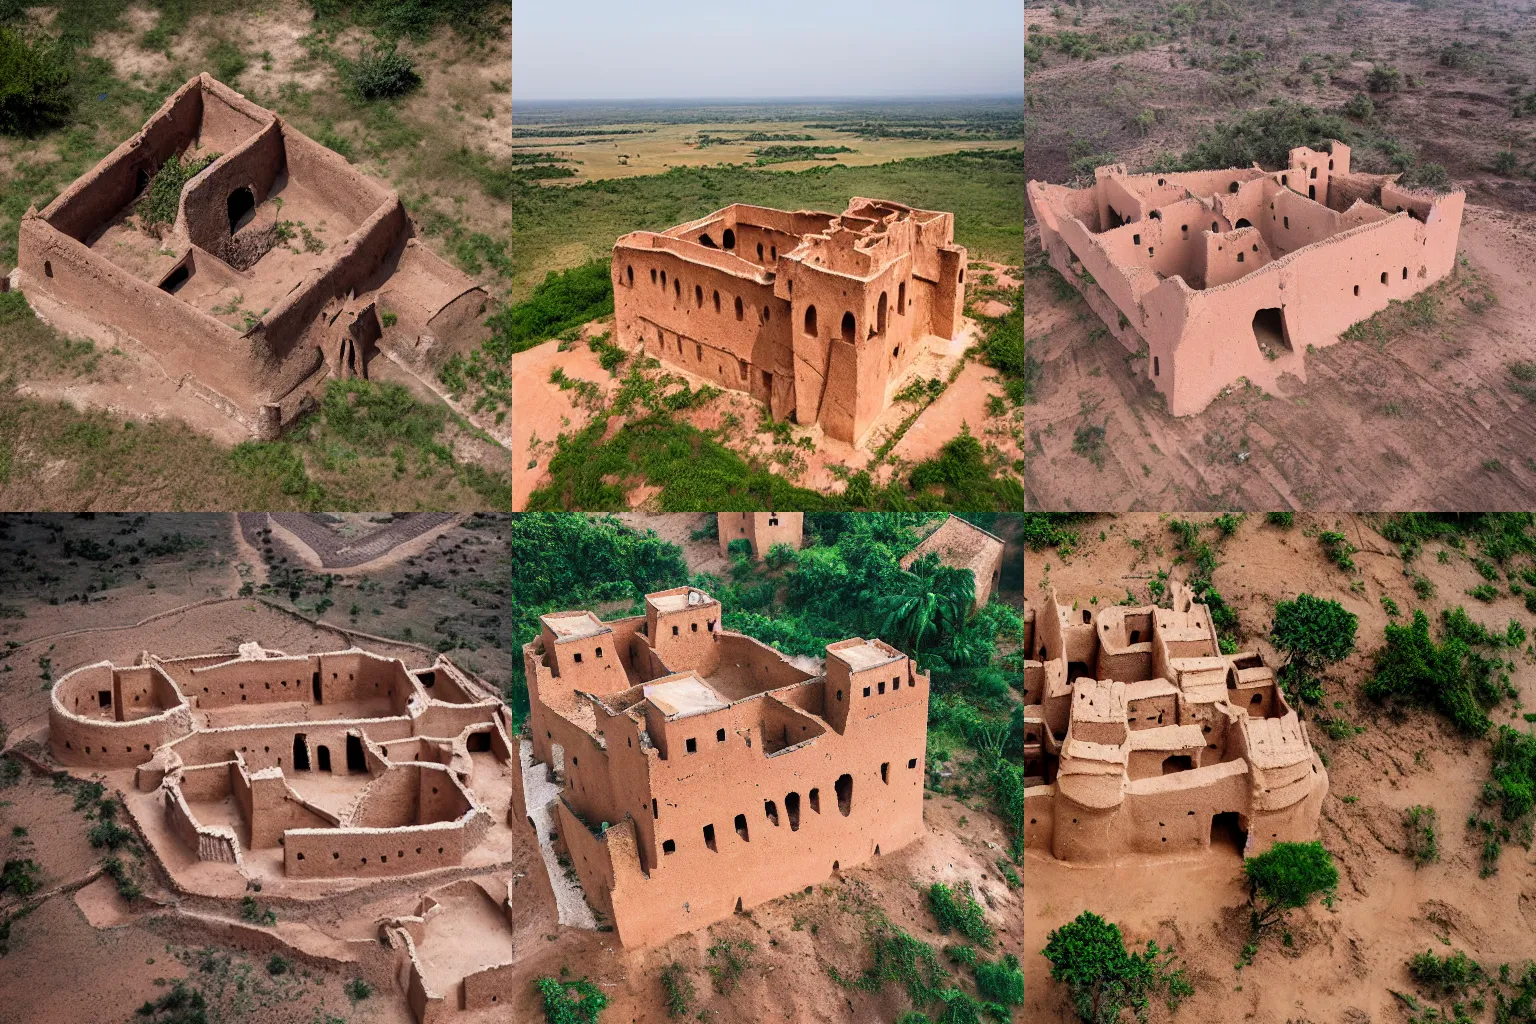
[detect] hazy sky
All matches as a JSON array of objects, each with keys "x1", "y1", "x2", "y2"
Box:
[{"x1": 512, "y1": 0, "x2": 1024, "y2": 103}]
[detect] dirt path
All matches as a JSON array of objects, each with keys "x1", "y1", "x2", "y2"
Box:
[{"x1": 1024, "y1": 208, "x2": 1536, "y2": 509}]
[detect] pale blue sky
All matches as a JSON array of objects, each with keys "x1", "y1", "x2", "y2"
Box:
[{"x1": 512, "y1": 0, "x2": 1024, "y2": 102}]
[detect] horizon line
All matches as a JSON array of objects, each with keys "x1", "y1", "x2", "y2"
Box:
[{"x1": 512, "y1": 92, "x2": 1024, "y2": 107}]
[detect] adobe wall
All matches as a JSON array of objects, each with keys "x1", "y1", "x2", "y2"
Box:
[
  {"x1": 283, "y1": 820, "x2": 465, "y2": 878},
  {"x1": 50, "y1": 663, "x2": 194, "y2": 769},
  {"x1": 41, "y1": 81, "x2": 207, "y2": 244},
  {"x1": 168, "y1": 716, "x2": 415, "y2": 772},
  {"x1": 181, "y1": 119, "x2": 285, "y2": 251},
  {"x1": 613, "y1": 237, "x2": 794, "y2": 418}
]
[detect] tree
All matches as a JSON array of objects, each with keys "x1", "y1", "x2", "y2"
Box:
[
  {"x1": 0, "y1": 27, "x2": 73, "y2": 137},
  {"x1": 1269, "y1": 593, "x2": 1358, "y2": 704},
  {"x1": 1243, "y1": 841, "x2": 1338, "y2": 935},
  {"x1": 1042, "y1": 911, "x2": 1188, "y2": 1023},
  {"x1": 874, "y1": 552, "x2": 974, "y2": 659}
]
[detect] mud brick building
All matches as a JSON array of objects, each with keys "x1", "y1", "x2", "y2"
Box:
[
  {"x1": 523, "y1": 586, "x2": 928, "y2": 947},
  {"x1": 1027, "y1": 142, "x2": 1464, "y2": 415},
  {"x1": 49, "y1": 641, "x2": 519, "y2": 880},
  {"x1": 1022, "y1": 583, "x2": 1327, "y2": 861},
  {"x1": 717, "y1": 511, "x2": 804, "y2": 560},
  {"x1": 611, "y1": 198, "x2": 968, "y2": 444},
  {"x1": 15, "y1": 74, "x2": 488, "y2": 438}
]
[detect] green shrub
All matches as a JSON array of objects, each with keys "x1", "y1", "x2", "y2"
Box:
[
  {"x1": 1403, "y1": 805, "x2": 1440, "y2": 867},
  {"x1": 1042, "y1": 911, "x2": 1190, "y2": 1024},
  {"x1": 706, "y1": 938, "x2": 755, "y2": 994},
  {"x1": 496, "y1": 260, "x2": 615, "y2": 357},
  {"x1": 0, "y1": 858, "x2": 40, "y2": 896},
  {"x1": 1367, "y1": 63, "x2": 1403, "y2": 93},
  {"x1": 1270, "y1": 593, "x2": 1358, "y2": 705},
  {"x1": 1243, "y1": 841, "x2": 1338, "y2": 934},
  {"x1": 535, "y1": 975, "x2": 608, "y2": 1024},
  {"x1": 1408, "y1": 949, "x2": 1486, "y2": 997},
  {"x1": 974, "y1": 953, "x2": 1024, "y2": 1005},
  {"x1": 1484, "y1": 725, "x2": 1536, "y2": 823},
  {"x1": 1344, "y1": 92, "x2": 1375, "y2": 120},
  {"x1": 1267, "y1": 511, "x2": 1295, "y2": 528},
  {"x1": 0, "y1": 27, "x2": 73, "y2": 136},
  {"x1": 1318, "y1": 530, "x2": 1358, "y2": 571},
  {"x1": 137, "y1": 152, "x2": 219, "y2": 235},
  {"x1": 1365, "y1": 608, "x2": 1505, "y2": 735},
  {"x1": 927, "y1": 881, "x2": 993, "y2": 947},
  {"x1": 1399, "y1": 162, "x2": 1451, "y2": 191},
  {"x1": 346, "y1": 43, "x2": 420, "y2": 100},
  {"x1": 266, "y1": 953, "x2": 291, "y2": 975},
  {"x1": 344, "y1": 977, "x2": 371, "y2": 1002}
]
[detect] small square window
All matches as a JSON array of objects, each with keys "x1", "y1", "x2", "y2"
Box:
[
  {"x1": 672, "y1": 625, "x2": 679, "y2": 635},
  {"x1": 862, "y1": 686, "x2": 871, "y2": 698},
  {"x1": 878, "y1": 681, "x2": 886, "y2": 695},
  {"x1": 686, "y1": 738, "x2": 697, "y2": 754},
  {"x1": 573, "y1": 652, "x2": 582, "y2": 663},
  {"x1": 908, "y1": 758, "x2": 918, "y2": 769},
  {"x1": 663, "y1": 839, "x2": 676, "y2": 854},
  {"x1": 716, "y1": 728, "x2": 726, "y2": 742}
]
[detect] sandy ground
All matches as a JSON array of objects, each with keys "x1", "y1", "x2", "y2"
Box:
[
  {"x1": 1023, "y1": 207, "x2": 1536, "y2": 510},
  {"x1": 511, "y1": 335, "x2": 615, "y2": 510},
  {"x1": 1025, "y1": 513, "x2": 1536, "y2": 1022}
]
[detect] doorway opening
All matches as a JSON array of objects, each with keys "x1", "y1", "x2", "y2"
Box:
[
  {"x1": 293, "y1": 734, "x2": 310, "y2": 771},
  {"x1": 345, "y1": 734, "x2": 366, "y2": 772},
  {"x1": 316, "y1": 745, "x2": 332, "y2": 772},
  {"x1": 1211, "y1": 811, "x2": 1247, "y2": 854},
  {"x1": 227, "y1": 186, "x2": 256, "y2": 234},
  {"x1": 1252, "y1": 307, "x2": 1290, "y2": 353}
]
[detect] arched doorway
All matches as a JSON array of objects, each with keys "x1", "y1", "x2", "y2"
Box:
[{"x1": 227, "y1": 186, "x2": 256, "y2": 235}]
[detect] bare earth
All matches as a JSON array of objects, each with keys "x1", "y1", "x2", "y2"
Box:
[
  {"x1": 1025, "y1": 513, "x2": 1536, "y2": 1022},
  {"x1": 1024, "y1": 207, "x2": 1536, "y2": 510}
]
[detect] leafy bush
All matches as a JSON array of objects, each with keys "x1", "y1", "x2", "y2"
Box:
[
  {"x1": 1042, "y1": 911, "x2": 1189, "y2": 1024},
  {"x1": 344, "y1": 977, "x2": 371, "y2": 1002},
  {"x1": 763, "y1": 542, "x2": 797, "y2": 571},
  {"x1": 1367, "y1": 63, "x2": 1403, "y2": 93},
  {"x1": 137, "y1": 151, "x2": 219, "y2": 236},
  {"x1": 266, "y1": 953, "x2": 291, "y2": 976},
  {"x1": 0, "y1": 858, "x2": 40, "y2": 896},
  {"x1": 1344, "y1": 92, "x2": 1375, "y2": 120},
  {"x1": 927, "y1": 881, "x2": 993, "y2": 947},
  {"x1": 1270, "y1": 593, "x2": 1358, "y2": 705},
  {"x1": 0, "y1": 27, "x2": 73, "y2": 137},
  {"x1": 1177, "y1": 101, "x2": 1354, "y2": 170},
  {"x1": 1399, "y1": 162, "x2": 1451, "y2": 192},
  {"x1": 1409, "y1": 949, "x2": 1486, "y2": 997},
  {"x1": 974, "y1": 953, "x2": 1024, "y2": 1005},
  {"x1": 536, "y1": 975, "x2": 609, "y2": 1024},
  {"x1": 828, "y1": 915, "x2": 946, "y2": 1006},
  {"x1": 1318, "y1": 530, "x2": 1358, "y2": 571},
  {"x1": 311, "y1": 0, "x2": 503, "y2": 41},
  {"x1": 1243, "y1": 841, "x2": 1338, "y2": 934},
  {"x1": 1484, "y1": 726, "x2": 1536, "y2": 823},
  {"x1": 1365, "y1": 609, "x2": 1506, "y2": 735},
  {"x1": 345, "y1": 43, "x2": 420, "y2": 100}
]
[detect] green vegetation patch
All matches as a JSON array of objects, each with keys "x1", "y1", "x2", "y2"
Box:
[
  {"x1": 1365, "y1": 608, "x2": 1513, "y2": 736},
  {"x1": 0, "y1": 26, "x2": 73, "y2": 137},
  {"x1": 1042, "y1": 911, "x2": 1192, "y2": 1023}
]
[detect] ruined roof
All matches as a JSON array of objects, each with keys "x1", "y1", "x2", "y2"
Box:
[
  {"x1": 1071, "y1": 679, "x2": 1126, "y2": 723},
  {"x1": 644, "y1": 675, "x2": 729, "y2": 720},
  {"x1": 901, "y1": 515, "x2": 1005, "y2": 580}
]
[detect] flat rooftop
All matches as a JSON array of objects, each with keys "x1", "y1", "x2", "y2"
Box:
[
  {"x1": 644, "y1": 675, "x2": 729, "y2": 719},
  {"x1": 831, "y1": 639, "x2": 902, "y2": 672},
  {"x1": 542, "y1": 611, "x2": 610, "y2": 642},
  {"x1": 649, "y1": 588, "x2": 715, "y2": 614}
]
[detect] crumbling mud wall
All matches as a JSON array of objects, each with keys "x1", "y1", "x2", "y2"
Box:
[
  {"x1": 525, "y1": 585, "x2": 929, "y2": 948},
  {"x1": 1027, "y1": 141, "x2": 1465, "y2": 415},
  {"x1": 1022, "y1": 585, "x2": 1328, "y2": 862},
  {"x1": 14, "y1": 74, "x2": 487, "y2": 440},
  {"x1": 613, "y1": 199, "x2": 968, "y2": 444}
]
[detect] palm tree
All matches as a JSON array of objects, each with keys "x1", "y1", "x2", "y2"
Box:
[{"x1": 873, "y1": 553, "x2": 974, "y2": 658}]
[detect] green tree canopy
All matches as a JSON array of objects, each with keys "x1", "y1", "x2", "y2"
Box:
[
  {"x1": 1243, "y1": 840, "x2": 1338, "y2": 933},
  {"x1": 1269, "y1": 593, "x2": 1358, "y2": 703},
  {"x1": 1042, "y1": 912, "x2": 1187, "y2": 1023}
]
